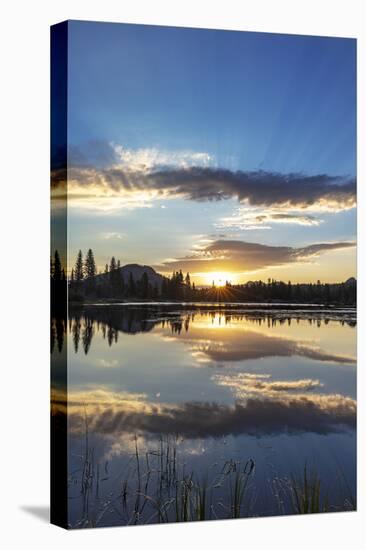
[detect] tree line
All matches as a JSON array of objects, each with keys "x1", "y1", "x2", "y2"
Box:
[
  {"x1": 67, "y1": 249, "x2": 197, "y2": 301},
  {"x1": 218, "y1": 278, "x2": 356, "y2": 305},
  {"x1": 51, "y1": 248, "x2": 357, "y2": 305}
]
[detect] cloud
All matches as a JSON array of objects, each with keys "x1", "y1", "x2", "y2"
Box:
[
  {"x1": 270, "y1": 213, "x2": 321, "y2": 225},
  {"x1": 145, "y1": 168, "x2": 355, "y2": 210},
  {"x1": 100, "y1": 231, "x2": 126, "y2": 240},
  {"x1": 67, "y1": 142, "x2": 213, "y2": 171},
  {"x1": 52, "y1": 143, "x2": 356, "y2": 212},
  {"x1": 113, "y1": 145, "x2": 213, "y2": 172},
  {"x1": 218, "y1": 208, "x2": 323, "y2": 231},
  {"x1": 155, "y1": 239, "x2": 356, "y2": 274}
]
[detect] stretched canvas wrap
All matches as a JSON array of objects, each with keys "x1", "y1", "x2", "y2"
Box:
[{"x1": 51, "y1": 20, "x2": 357, "y2": 529}]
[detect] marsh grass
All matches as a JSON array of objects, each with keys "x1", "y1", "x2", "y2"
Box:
[
  {"x1": 288, "y1": 465, "x2": 324, "y2": 514},
  {"x1": 68, "y1": 430, "x2": 355, "y2": 528}
]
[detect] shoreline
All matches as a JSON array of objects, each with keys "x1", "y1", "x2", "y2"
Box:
[{"x1": 69, "y1": 299, "x2": 356, "y2": 309}]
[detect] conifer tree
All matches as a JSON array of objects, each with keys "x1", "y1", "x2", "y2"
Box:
[
  {"x1": 85, "y1": 248, "x2": 97, "y2": 279},
  {"x1": 53, "y1": 250, "x2": 62, "y2": 281},
  {"x1": 75, "y1": 250, "x2": 84, "y2": 281}
]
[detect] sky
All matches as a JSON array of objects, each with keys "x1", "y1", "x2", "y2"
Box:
[{"x1": 53, "y1": 20, "x2": 356, "y2": 284}]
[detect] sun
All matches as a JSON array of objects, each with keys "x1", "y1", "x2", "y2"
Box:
[{"x1": 206, "y1": 272, "x2": 233, "y2": 287}]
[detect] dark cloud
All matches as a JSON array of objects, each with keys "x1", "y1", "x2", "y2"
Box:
[
  {"x1": 146, "y1": 168, "x2": 356, "y2": 208},
  {"x1": 155, "y1": 239, "x2": 356, "y2": 273},
  {"x1": 55, "y1": 163, "x2": 356, "y2": 210}
]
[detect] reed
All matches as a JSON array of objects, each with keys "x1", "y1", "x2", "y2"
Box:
[
  {"x1": 288, "y1": 465, "x2": 324, "y2": 514},
  {"x1": 69, "y1": 430, "x2": 355, "y2": 528}
]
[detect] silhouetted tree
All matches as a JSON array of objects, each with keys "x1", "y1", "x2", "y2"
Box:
[
  {"x1": 53, "y1": 250, "x2": 62, "y2": 281},
  {"x1": 85, "y1": 249, "x2": 97, "y2": 279},
  {"x1": 74, "y1": 250, "x2": 84, "y2": 281}
]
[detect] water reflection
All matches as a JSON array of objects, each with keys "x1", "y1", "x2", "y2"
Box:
[
  {"x1": 51, "y1": 305, "x2": 356, "y2": 438},
  {"x1": 51, "y1": 304, "x2": 356, "y2": 356},
  {"x1": 51, "y1": 305, "x2": 356, "y2": 526},
  {"x1": 56, "y1": 384, "x2": 355, "y2": 438}
]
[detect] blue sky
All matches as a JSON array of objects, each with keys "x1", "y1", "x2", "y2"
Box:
[{"x1": 55, "y1": 20, "x2": 356, "y2": 283}]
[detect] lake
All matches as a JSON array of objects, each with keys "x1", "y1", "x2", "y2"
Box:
[{"x1": 51, "y1": 304, "x2": 356, "y2": 527}]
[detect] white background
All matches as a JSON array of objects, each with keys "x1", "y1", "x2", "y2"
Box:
[{"x1": 0, "y1": 0, "x2": 365, "y2": 548}]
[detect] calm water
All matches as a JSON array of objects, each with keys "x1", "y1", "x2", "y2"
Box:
[{"x1": 51, "y1": 304, "x2": 356, "y2": 527}]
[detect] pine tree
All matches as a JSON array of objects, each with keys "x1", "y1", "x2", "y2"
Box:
[
  {"x1": 110, "y1": 256, "x2": 117, "y2": 272},
  {"x1": 53, "y1": 250, "x2": 62, "y2": 281},
  {"x1": 75, "y1": 250, "x2": 84, "y2": 281},
  {"x1": 104, "y1": 264, "x2": 109, "y2": 274},
  {"x1": 185, "y1": 272, "x2": 191, "y2": 288},
  {"x1": 85, "y1": 248, "x2": 97, "y2": 279},
  {"x1": 70, "y1": 268, "x2": 75, "y2": 282}
]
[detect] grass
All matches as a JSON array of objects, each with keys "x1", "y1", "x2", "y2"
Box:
[
  {"x1": 67, "y1": 430, "x2": 355, "y2": 528},
  {"x1": 288, "y1": 465, "x2": 324, "y2": 514}
]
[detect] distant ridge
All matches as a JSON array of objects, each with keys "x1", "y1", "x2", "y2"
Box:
[{"x1": 97, "y1": 263, "x2": 165, "y2": 289}]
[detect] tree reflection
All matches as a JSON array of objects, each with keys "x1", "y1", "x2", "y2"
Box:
[
  {"x1": 82, "y1": 318, "x2": 94, "y2": 355},
  {"x1": 50, "y1": 305, "x2": 356, "y2": 355}
]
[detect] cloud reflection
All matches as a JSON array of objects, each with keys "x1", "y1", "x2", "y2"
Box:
[
  {"x1": 171, "y1": 323, "x2": 356, "y2": 365},
  {"x1": 55, "y1": 383, "x2": 356, "y2": 439}
]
